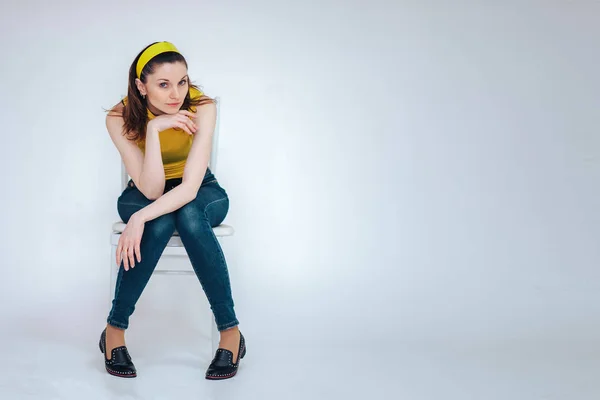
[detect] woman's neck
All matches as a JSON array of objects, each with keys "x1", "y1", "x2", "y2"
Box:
[{"x1": 146, "y1": 101, "x2": 165, "y2": 116}]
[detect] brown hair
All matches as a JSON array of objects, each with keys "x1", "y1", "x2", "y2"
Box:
[{"x1": 106, "y1": 42, "x2": 215, "y2": 142}]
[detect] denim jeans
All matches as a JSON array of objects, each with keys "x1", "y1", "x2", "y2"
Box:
[{"x1": 107, "y1": 167, "x2": 239, "y2": 332}]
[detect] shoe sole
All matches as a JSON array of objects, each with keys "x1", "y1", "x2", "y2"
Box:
[
  {"x1": 105, "y1": 366, "x2": 137, "y2": 378},
  {"x1": 205, "y1": 370, "x2": 238, "y2": 380}
]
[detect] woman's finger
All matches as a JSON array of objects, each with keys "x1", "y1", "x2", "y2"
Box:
[
  {"x1": 177, "y1": 122, "x2": 193, "y2": 135},
  {"x1": 127, "y1": 242, "x2": 135, "y2": 269},
  {"x1": 185, "y1": 118, "x2": 197, "y2": 133},
  {"x1": 122, "y1": 245, "x2": 130, "y2": 271},
  {"x1": 135, "y1": 240, "x2": 142, "y2": 263},
  {"x1": 116, "y1": 241, "x2": 123, "y2": 266},
  {"x1": 130, "y1": 248, "x2": 136, "y2": 268},
  {"x1": 177, "y1": 114, "x2": 197, "y2": 133},
  {"x1": 179, "y1": 110, "x2": 197, "y2": 119}
]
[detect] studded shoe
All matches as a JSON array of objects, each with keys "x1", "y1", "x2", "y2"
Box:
[
  {"x1": 205, "y1": 331, "x2": 246, "y2": 380},
  {"x1": 99, "y1": 328, "x2": 137, "y2": 378}
]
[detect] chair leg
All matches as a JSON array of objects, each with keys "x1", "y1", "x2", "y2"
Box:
[
  {"x1": 110, "y1": 244, "x2": 118, "y2": 304},
  {"x1": 211, "y1": 315, "x2": 219, "y2": 354}
]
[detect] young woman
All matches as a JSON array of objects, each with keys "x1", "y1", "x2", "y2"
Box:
[{"x1": 100, "y1": 41, "x2": 245, "y2": 380}]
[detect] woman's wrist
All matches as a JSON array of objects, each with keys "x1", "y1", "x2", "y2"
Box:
[
  {"x1": 131, "y1": 210, "x2": 148, "y2": 224},
  {"x1": 145, "y1": 120, "x2": 160, "y2": 136}
]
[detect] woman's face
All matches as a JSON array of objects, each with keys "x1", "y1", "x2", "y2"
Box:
[{"x1": 136, "y1": 61, "x2": 189, "y2": 115}]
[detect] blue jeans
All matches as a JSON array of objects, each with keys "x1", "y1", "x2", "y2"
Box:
[{"x1": 107, "y1": 168, "x2": 239, "y2": 331}]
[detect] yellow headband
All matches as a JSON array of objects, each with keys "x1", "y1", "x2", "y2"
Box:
[{"x1": 136, "y1": 42, "x2": 180, "y2": 78}]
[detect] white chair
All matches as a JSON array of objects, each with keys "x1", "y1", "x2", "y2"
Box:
[{"x1": 110, "y1": 97, "x2": 234, "y2": 354}]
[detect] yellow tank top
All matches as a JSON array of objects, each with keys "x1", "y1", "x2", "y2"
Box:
[{"x1": 121, "y1": 87, "x2": 204, "y2": 179}]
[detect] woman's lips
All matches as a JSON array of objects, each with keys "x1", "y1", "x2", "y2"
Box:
[{"x1": 167, "y1": 102, "x2": 181, "y2": 107}]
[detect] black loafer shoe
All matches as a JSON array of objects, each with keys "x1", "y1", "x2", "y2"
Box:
[
  {"x1": 99, "y1": 328, "x2": 137, "y2": 378},
  {"x1": 205, "y1": 331, "x2": 246, "y2": 380}
]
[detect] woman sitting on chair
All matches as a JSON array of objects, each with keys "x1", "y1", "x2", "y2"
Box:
[{"x1": 101, "y1": 41, "x2": 245, "y2": 380}]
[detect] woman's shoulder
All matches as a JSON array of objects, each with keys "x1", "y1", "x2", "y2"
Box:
[
  {"x1": 189, "y1": 86, "x2": 204, "y2": 100},
  {"x1": 106, "y1": 99, "x2": 125, "y2": 120}
]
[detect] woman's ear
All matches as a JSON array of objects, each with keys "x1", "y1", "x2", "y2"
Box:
[{"x1": 135, "y1": 78, "x2": 147, "y2": 97}]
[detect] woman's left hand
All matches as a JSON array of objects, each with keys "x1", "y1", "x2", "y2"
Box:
[{"x1": 116, "y1": 213, "x2": 146, "y2": 271}]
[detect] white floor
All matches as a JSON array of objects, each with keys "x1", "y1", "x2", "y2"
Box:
[
  {"x1": 1, "y1": 254, "x2": 598, "y2": 400},
  {"x1": 1, "y1": 315, "x2": 599, "y2": 400}
]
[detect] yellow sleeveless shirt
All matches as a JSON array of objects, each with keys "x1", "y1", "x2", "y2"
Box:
[{"x1": 121, "y1": 87, "x2": 203, "y2": 179}]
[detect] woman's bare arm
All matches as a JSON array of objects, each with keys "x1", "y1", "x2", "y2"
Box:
[
  {"x1": 106, "y1": 102, "x2": 165, "y2": 199},
  {"x1": 134, "y1": 101, "x2": 217, "y2": 223}
]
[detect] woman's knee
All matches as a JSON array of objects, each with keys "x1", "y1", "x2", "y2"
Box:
[
  {"x1": 207, "y1": 197, "x2": 229, "y2": 227},
  {"x1": 145, "y1": 213, "x2": 177, "y2": 239},
  {"x1": 177, "y1": 196, "x2": 228, "y2": 232},
  {"x1": 117, "y1": 188, "x2": 153, "y2": 223},
  {"x1": 176, "y1": 202, "x2": 207, "y2": 234}
]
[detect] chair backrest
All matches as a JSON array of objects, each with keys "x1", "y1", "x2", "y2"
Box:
[{"x1": 121, "y1": 96, "x2": 221, "y2": 191}]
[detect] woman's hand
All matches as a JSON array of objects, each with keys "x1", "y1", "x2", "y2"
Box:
[
  {"x1": 147, "y1": 110, "x2": 198, "y2": 135},
  {"x1": 116, "y1": 213, "x2": 146, "y2": 271}
]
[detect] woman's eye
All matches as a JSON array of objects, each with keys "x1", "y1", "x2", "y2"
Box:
[
  {"x1": 159, "y1": 83, "x2": 168, "y2": 88},
  {"x1": 179, "y1": 80, "x2": 187, "y2": 86}
]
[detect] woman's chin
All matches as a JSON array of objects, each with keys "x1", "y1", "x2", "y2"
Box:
[{"x1": 159, "y1": 108, "x2": 180, "y2": 115}]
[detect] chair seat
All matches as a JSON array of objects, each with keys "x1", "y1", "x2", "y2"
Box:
[{"x1": 112, "y1": 221, "x2": 235, "y2": 237}]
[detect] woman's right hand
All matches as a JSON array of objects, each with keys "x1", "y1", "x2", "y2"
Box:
[{"x1": 147, "y1": 110, "x2": 198, "y2": 135}]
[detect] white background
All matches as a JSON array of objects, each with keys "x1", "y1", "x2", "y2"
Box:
[{"x1": 0, "y1": 1, "x2": 599, "y2": 399}]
